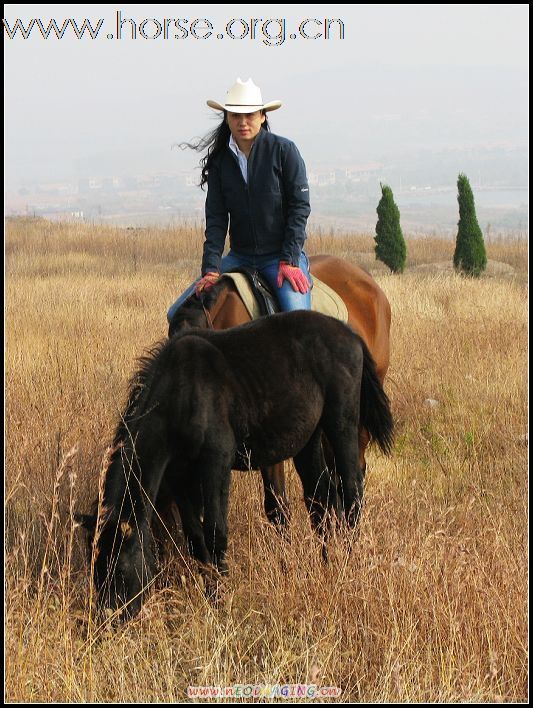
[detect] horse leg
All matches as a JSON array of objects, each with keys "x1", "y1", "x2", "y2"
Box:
[
  {"x1": 320, "y1": 388, "x2": 363, "y2": 529},
  {"x1": 321, "y1": 435, "x2": 343, "y2": 520},
  {"x1": 293, "y1": 428, "x2": 337, "y2": 543},
  {"x1": 213, "y1": 470, "x2": 231, "y2": 575},
  {"x1": 324, "y1": 431, "x2": 365, "y2": 524},
  {"x1": 201, "y1": 456, "x2": 232, "y2": 575},
  {"x1": 358, "y1": 427, "x2": 370, "y2": 478},
  {"x1": 324, "y1": 428, "x2": 363, "y2": 528},
  {"x1": 152, "y1": 476, "x2": 184, "y2": 560},
  {"x1": 260, "y1": 463, "x2": 290, "y2": 529},
  {"x1": 174, "y1": 475, "x2": 212, "y2": 567}
]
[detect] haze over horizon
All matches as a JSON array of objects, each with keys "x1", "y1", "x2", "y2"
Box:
[{"x1": 4, "y1": 4, "x2": 529, "y2": 231}]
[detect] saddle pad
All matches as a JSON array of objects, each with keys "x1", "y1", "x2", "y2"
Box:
[{"x1": 223, "y1": 272, "x2": 349, "y2": 323}]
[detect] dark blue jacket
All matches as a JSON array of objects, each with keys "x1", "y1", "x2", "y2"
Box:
[{"x1": 202, "y1": 129, "x2": 311, "y2": 274}]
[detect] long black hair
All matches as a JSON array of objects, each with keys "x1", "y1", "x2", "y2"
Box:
[{"x1": 179, "y1": 112, "x2": 271, "y2": 189}]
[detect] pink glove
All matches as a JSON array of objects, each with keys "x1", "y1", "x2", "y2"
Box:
[
  {"x1": 195, "y1": 272, "x2": 220, "y2": 296},
  {"x1": 276, "y1": 261, "x2": 310, "y2": 294}
]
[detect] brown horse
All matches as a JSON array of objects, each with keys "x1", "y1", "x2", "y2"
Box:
[{"x1": 168, "y1": 254, "x2": 391, "y2": 527}]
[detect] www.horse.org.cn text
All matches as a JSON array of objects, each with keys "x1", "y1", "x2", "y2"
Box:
[{"x1": 3, "y1": 13, "x2": 346, "y2": 45}]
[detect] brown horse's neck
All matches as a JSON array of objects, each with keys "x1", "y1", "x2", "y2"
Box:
[{"x1": 208, "y1": 283, "x2": 251, "y2": 330}]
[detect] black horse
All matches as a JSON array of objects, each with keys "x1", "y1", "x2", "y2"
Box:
[{"x1": 78, "y1": 310, "x2": 393, "y2": 617}]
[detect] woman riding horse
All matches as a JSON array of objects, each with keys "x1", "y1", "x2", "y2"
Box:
[
  {"x1": 167, "y1": 77, "x2": 313, "y2": 319},
  {"x1": 165, "y1": 78, "x2": 392, "y2": 532}
]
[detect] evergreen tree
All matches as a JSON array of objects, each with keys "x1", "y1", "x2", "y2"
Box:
[
  {"x1": 374, "y1": 183, "x2": 406, "y2": 273},
  {"x1": 453, "y1": 173, "x2": 487, "y2": 277}
]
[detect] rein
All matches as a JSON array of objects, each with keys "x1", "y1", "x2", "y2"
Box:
[
  {"x1": 200, "y1": 280, "x2": 231, "y2": 330},
  {"x1": 201, "y1": 301, "x2": 215, "y2": 330}
]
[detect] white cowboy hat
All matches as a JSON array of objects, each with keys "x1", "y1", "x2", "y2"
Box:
[{"x1": 207, "y1": 78, "x2": 282, "y2": 113}]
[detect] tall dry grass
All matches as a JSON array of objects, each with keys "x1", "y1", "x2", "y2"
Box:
[{"x1": 5, "y1": 217, "x2": 528, "y2": 702}]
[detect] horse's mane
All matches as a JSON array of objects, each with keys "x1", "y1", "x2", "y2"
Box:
[
  {"x1": 113, "y1": 277, "x2": 233, "y2": 446},
  {"x1": 113, "y1": 339, "x2": 169, "y2": 446},
  {"x1": 115, "y1": 275, "x2": 230, "y2": 442},
  {"x1": 86, "y1": 339, "x2": 171, "y2": 523},
  {"x1": 100, "y1": 289, "x2": 232, "y2": 515},
  {"x1": 94, "y1": 283, "x2": 233, "y2": 518}
]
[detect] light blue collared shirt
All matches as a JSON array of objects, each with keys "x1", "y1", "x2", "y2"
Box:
[{"x1": 228, "y1": 134, "x2": 248, "y2": 184}]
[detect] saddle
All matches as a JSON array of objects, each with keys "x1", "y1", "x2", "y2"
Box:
[
  {"x1": 221, "y1": 266, "x2": 280, "y2": 317},
  {"x1": 221, "y1": 266, "x2": 349, "y2": 323}
]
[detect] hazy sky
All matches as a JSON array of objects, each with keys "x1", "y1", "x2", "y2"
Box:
[{"x1": 4, "y1": 4, "x2": 529, "y2": 189}]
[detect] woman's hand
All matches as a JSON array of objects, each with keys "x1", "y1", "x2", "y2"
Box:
[
  {"x1": 276, "y1": 262, "x2": 310, "y2": 294},
  {"x1": 195, "y1": 272, "x2": 220, "y2": 296}
]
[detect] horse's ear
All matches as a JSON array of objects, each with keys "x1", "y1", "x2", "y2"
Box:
[{"x1": 74, "y1": 512, "x2": 97, "y2": 533}]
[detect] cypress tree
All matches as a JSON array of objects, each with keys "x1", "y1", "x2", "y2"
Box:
[
  {"x1": 374, "y1": 183, "x2": 406, "y2": 273},
  {"x1": 453, "y1": 173, "x2": 487, "y2": 277}
]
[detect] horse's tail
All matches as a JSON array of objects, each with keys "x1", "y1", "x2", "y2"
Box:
[{"x1": 359, "y1": 340, "x2": 394, "y2": 456}]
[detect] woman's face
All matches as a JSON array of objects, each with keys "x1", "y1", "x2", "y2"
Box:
[{"x1": 227, "y1": 110, "x2": 266, "y2": 149}]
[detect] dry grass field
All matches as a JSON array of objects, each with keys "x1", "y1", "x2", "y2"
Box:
[{"x1": 5, "y1": 218, "x2": 528, "y2": 702}]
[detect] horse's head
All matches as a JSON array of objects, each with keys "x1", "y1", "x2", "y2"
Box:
[
  {"x1": 167, "y1": 278, "x2": 232, "y2": 337},
  {"x1": 76, "y1": 510, "x2": 156, "y2": 619}
]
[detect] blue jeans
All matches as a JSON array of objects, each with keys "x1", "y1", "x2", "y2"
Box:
[{"x1": 167, "y1": 250, "x2": 312, "y2": 322}]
